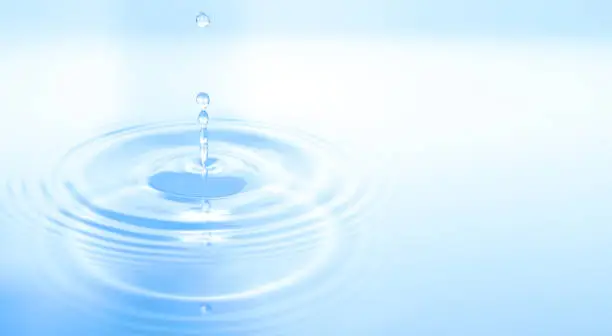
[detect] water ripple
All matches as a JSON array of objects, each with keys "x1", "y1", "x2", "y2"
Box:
[{"x1": 3, "y1": 118, "x2": 380, "y2": 334}]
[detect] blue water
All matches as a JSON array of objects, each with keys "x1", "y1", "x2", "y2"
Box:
[
  {"x1": 4, "y1": 111, "x2": 612, "y2": 335},
  {"x1": 2, "y1": 81, "x2": 612, "y2": 336},
  {"x1": 0, "y1": 118, "x2": 382, "y2": 335}
]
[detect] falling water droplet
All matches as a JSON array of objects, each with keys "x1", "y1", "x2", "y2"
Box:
[
  {"x1": 196, "y1": 12, "x2": 211, "y2": 28},
  {"x1": 196, "y1": 92, "x2": 210, "y2": 109}
]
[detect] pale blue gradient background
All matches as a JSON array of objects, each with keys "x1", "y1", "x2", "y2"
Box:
[
  {"x1": 1, "y1": 0, "x2": 611, "y2": 38},
  {"x1": 1, "y1": 0, "x2": 612, "y2": 335}
]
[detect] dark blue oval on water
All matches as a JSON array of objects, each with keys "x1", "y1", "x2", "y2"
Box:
[{"x1": 148, "y1": 171, "x2": 247, "y2": 201}]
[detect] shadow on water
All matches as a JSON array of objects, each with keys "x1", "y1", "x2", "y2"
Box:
[{"x1": 148, "y1": 171, "x2": 247, "y2": 200}]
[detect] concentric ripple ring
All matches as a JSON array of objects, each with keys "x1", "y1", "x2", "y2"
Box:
[{"x1": 12, "y1": 118, "x2": 374, "y2": 306}]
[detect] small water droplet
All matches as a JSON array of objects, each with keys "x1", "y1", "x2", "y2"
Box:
[
  {"x1": 196, "y1": 92, "x2": 210, "y2": 109},
  {"x1": 196, "y1": 12, "x2": 211, "y2": 28},
  {"x1": 200, "y1": 303, "x2": 211, "y2": 314},
  {"x1": 202, "y1": 200, "x2": 211, "y2": 212},
  {"x1": 197, "y1": 109, "x2": 209, "y2": 127}
]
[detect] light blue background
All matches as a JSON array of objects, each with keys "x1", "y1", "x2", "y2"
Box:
[
  {"x1": 1, "y1": 1, "x2": 611, "y2": 335},
  {"x1": 1, "y1": 0, "x2": 611, "y2": 39}
]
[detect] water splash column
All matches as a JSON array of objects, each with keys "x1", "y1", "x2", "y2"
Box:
[
  {"x1": 196, "y1": 12, "x2": 212, "y2": 215},
  {"x1": 195, "y1": 10, "x2": 211, "y2": 176},
  {"x1": 196, "y1": 94, "x2": 210, "y2": 176}
]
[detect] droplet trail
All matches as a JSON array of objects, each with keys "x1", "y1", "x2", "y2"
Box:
[
  {"x1": 199, "y1": 130, "x2": 208, "y2": 175},
  {"x1": 197, "y1": 110, "x2": 209, "y2": 128},
  {"x1": 196, "y1": 93, "x2": 210, "y2": 175}
]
